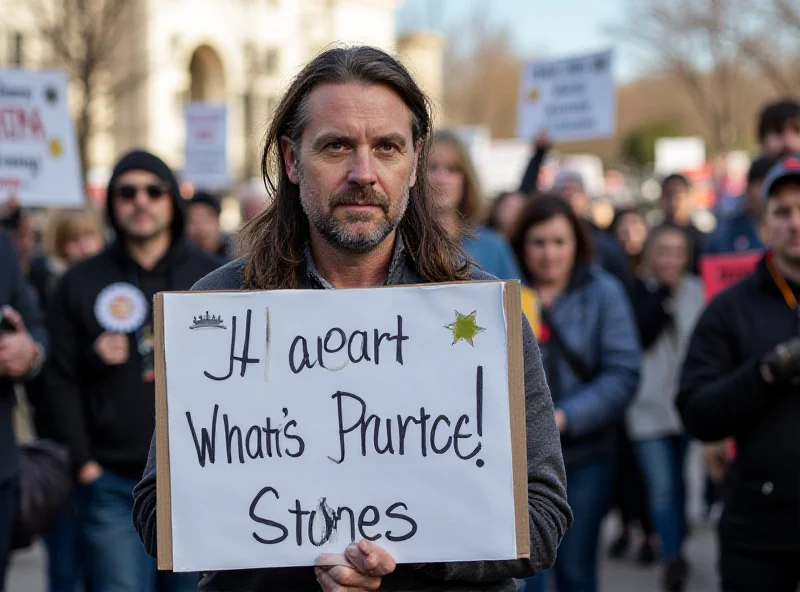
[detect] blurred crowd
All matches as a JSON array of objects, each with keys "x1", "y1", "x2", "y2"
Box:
[{"x1": 1, "y1": 94, "x2": 800, "y2": 592}]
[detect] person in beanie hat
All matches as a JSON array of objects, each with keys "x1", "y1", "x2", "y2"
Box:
[
  {"x1": 40, "y1": 149, "x2": 220, "y2": 592},
  {"x1": 678, "y1": 155, "x2": 800, "y2": 591},
  {"x1": 186, "y1": 190, "x2": 233, "y2": 260}
]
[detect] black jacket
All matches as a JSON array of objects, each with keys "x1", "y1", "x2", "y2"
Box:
[
  {"x1": 677, "y1": 256, "x2": 800, "y2": 552},
  {"x1": 0, "y1": 232, "x2": 48, "y2": 483}
]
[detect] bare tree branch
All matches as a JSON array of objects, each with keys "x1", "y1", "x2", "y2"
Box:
[{"x1": 12, "y1": 0, "x2": 140, "y2": 187}]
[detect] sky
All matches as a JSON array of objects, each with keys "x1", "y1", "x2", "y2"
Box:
[{"x1": 395, "y1": 0, "x2": 643, "y2": 82}]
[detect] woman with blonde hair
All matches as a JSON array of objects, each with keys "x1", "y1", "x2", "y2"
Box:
[
  {"x1": 27, "y1": 207, "x2": 106, "y2": 307},
  {"x1": 428, "y1": 130, "x2": 523, "y2": 280}
]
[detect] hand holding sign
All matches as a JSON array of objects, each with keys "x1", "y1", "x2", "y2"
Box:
[
  {"x1": 94, "y1": 332, "x2": 130, "y2": 366},
  {"x1": 315, "y1": 540, "x2": 397, "y2": 591}
]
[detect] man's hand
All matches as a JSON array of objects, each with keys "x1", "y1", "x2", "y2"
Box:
[
  {"x1": 315, "y1": 540, "x2": 396, "y2": 591},
  {"x1": 0, "y1": 306, "x2": 39, "y2": 378},
  {"x1": 94, "y1": 332, "x2": 129, "y2": 366},
  {"x1": 555, "y1": 409, "x2": 568, "y2": 433},
  {"x1": 703, "y1": 442, "x2": 728, "y2": 484},
  {"x1": 78, "y1": 461, "x2": 103, "y2": 485},
  {"x1": 761, "y1": 337, "x2": 800, "y2": 385}
]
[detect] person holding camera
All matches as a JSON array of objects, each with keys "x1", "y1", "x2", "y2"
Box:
[
  {"x1": 0, "y1": 230, "x2": 47, "y2": 591},
  {"x1": 678, "y1": 156, "x2": 800, "y2": 591}
]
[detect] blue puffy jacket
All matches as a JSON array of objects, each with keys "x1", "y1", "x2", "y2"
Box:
[{"x1": 539, "y1": 265, "x2": 641, "y2": 467}]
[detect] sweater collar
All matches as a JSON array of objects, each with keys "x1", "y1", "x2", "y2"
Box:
[{"x1": 303, "y1": 235, "x2": 407, "y2": 290}]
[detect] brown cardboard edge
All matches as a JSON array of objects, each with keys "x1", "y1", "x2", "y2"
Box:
[
  {"x1": 504, "y1": 281, "x2": 531, "y2": 559},
  {"x1": 154, "y1": 293, "x2": 174, "y2": 570}
]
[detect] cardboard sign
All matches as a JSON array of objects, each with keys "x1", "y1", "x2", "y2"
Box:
[
  {"x1": 517, "y1": 49, "x2": 615, "y2": 143},
  {"x1": 0, "y1": 69, "x2": 83, "y2": 207},
  {"x1": 699, "y1": 251, "x2": 762, "y2": 303},
  {"x1": 183, "y1": 103, "x2": 229, "y2": 191},
  {"x1": 155, "y1": 281, "x2": 529, "y2": 572}
]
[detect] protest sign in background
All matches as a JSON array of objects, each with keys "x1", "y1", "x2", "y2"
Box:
[
  {"x1": 0, "y1": 69, "x2": 83, "y2": 207},
  {"x1": 699, "y1": 251, "x2": 762, "y2": 303},
  {"x1": 516, "y1": 49, "x2": 615, "y2": 143},
  {"x1": 155, "y1": 282, "x2": 528, "y2": 572},
  {"x1": 183, "y1": 103, "x2": 229, "y2": 191}
]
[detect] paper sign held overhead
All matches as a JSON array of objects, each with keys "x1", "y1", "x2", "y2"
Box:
[
  {"x1": 0, "y1": 69, "x2": 83, "y2": 207},
  {"x1": 155, "y1": 281, "x2": 529, "y2": 572},
  {"x1": 517, "y1": 49, "x2": 616, "y2": 143},
  {"x1": 183, "y1": 103, "x2": 229, "y2": 191}
]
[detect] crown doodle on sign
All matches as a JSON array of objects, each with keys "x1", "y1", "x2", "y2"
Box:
[{"x1": 190, "y1": 311, "x2": 226, "y2": 330}]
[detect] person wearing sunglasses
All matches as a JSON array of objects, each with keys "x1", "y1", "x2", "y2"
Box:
[{"x1": 39, "y1": 150, "x2": 220, "y2": 592}]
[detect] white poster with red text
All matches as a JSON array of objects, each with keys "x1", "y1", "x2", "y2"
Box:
[
  {"x1": 0, "y1": 69, "x2": 83, "y2": 207},
  {"x1": 183, "y1": 103, "x2": 229, "y2": 191}
]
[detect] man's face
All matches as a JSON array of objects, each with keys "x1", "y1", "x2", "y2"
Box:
[
  {"x1": 186, "y1": 203, "x2": 221, "y2": 253},
  {"x1": 660, "y1": 179, "x2": 690, "y2": 222},
  {"x1": 111, "y1": 170, "x2": 173, "y2": 242},
  {"x1": 764, "y1": 181, "x2": 800, "y2": 265},
  {"x1": 281, "y1": 82, "x2": 420, "y2": 253},
  {"x1": 763, "y1": 121, "x2": 800, "y2": 158}
]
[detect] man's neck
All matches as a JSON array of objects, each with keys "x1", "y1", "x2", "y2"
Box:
[
  {"x1": 774, "y1": 252, "x2": 800, "y2": 285},
  {"x1": 125, "y1": 232, "x2": 171, "y2": 271},
  {"x1": 309, "y1": 232, "x2": 395, "y2": 289}
]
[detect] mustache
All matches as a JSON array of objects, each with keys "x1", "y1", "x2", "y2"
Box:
[
  {"x1": 329, "y1": 187, "x2": 389, "y2": 213},
  {"x1": 126, "y1": 208, "x2": 155, "y2": 219}
]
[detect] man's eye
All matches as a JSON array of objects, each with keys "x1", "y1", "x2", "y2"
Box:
[
  {"x1": 378, "y1": 143, "x2": 398, "y2": 153},
  {"x1": 327, "y1": 142, "x2": 345, "y2": 152}
]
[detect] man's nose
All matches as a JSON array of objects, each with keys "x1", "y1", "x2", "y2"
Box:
[
  {"x1": 347, "y1": 149, "x2": 377, "y2": 187},
  {"x1": 134, "y1": 189, "x2": 152, "y2": 206}
]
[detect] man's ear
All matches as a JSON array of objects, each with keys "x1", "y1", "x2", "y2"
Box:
[
  {"x1": 409, "y1": 140, "x2": 423, "y2": 188},
  {"x1": 280, "y1": 136, "x2": 301, "y2": 184}
]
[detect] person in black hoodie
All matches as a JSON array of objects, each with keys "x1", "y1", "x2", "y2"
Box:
[
  {"x1": 677, "y1": 155, "x2": 800, "y2": 591},
  {"x1": 43, "y1": 150, "x2": 220, "y2": 592}
]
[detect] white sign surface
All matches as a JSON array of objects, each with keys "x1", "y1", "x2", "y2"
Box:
[
  {"x1": 0, "y1": 69, "x2": 83, "y2": 207},
  {"x1": 654, "y1": 136, "x2": 706, "y2": 175},
  {"x1": 183, "y1": 103, "x2": 229, "y2": 190},
  {"x1": 161, "y1": 282, "x2": 521, "y2": 571},
  {"x1": 517, "y1": 49, "x2": 616, "y2": 143}
]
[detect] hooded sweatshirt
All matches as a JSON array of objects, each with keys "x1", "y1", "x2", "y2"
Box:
[{"x1": 42, "y1": 150, "x2": 221, "y2": 478}]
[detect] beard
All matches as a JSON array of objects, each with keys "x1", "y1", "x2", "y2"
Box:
[
  {"x1": 118, "y1": 209, "x2": 171, "y2": 243},
  {"x1": 299, "y1": 176, "x2": 410, "y2": 254}
]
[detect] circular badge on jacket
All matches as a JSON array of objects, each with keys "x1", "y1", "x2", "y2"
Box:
[{"x1": 94, "y1": 282, "x2": 148, "y2": 333}]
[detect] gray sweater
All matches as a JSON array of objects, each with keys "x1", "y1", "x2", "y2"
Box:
[{"x1": 132, "y1": 246, "x2": 571, "y2": 591}]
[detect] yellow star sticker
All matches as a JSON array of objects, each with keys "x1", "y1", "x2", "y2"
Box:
[
  {"x1": 528, "y1": 88, "x2": 541, "y2": 103},
  {"x1": 49, "y1": 138, "x2": 62, "y2": 157},
  {"x1": 445, "y1": 310, "x2": 485, "y2": 346}
]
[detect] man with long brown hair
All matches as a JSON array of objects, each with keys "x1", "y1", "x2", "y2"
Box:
[{"x1": 133, "y1": 45, "x2": 571, "y2": 592}]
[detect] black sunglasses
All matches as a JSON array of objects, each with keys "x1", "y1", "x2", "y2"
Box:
[{"x1": 116, "y1": 184, "x2": 168, "y2": 201}]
